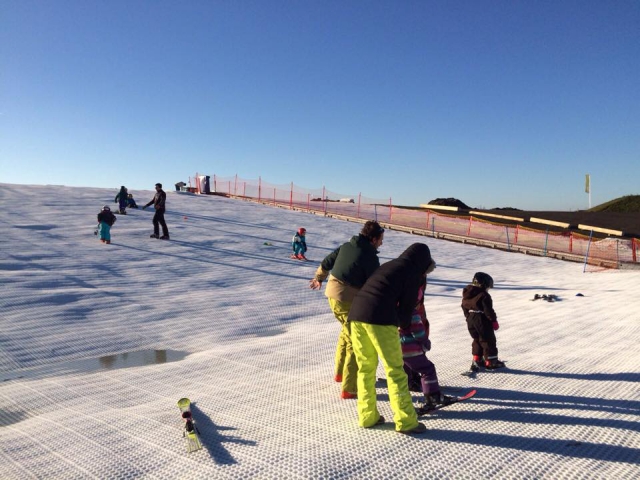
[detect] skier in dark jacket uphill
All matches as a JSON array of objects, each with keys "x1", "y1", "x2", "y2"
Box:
[
  {"x1": 143, "y1": 183, "x2": 169, "y2": 240},
  {"x1": 115, "y1": 186, "x2": 128, "y2": 214},
  {"x1": 347, "y1": 242, "x2": 433, "y2": 435},
  {"x1": 461, "y1": 272, "x2": 505, "y2": 372}
]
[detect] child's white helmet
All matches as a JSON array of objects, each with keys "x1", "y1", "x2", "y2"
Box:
[{"x1": 102, "y1": 205, "x2": 110, "y2": 211}]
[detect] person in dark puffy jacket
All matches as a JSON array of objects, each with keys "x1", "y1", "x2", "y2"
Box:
[
  {"x1": 461, "y1": 272, "x2": 505, "y2": 371},
  {"x1": 143, "y1": 183, "x2": 169, "y2": 239},
  {"x1": 309, "y1": 221, "x2": 384, "y2": 399},
  {"x1": 115, "y1": 186, "x2": 128, "y2": 214},
  {"x1": 347, "y1": 242, "x2": 433, "y2": 435},
  {"x1": 97, "y1": 205, "x2": 116, "y2": 244}
]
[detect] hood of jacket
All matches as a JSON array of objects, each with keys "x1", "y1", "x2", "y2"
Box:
[
  {"x1": 398, "y1": 243, "x2": 432, "y2": 274},
  {"x1": 462, "y1": 284, "x2": 485, "y2": 301}
]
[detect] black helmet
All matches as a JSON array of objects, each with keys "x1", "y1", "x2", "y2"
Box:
[{"x1": 472, "y1": 272, "x2": 494, "y2": 289}]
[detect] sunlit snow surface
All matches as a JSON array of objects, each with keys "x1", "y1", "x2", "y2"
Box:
[{"x1": 1, "y1": 183, "x2": 638, "y2": 479}]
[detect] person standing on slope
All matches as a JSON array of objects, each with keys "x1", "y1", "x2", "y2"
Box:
[
  {"x1": 115, "y1": 186, "x2": 128, "y2": 215},
  {"x1": 462, "y1": 272, "x2": 505, "y2": 371},
  {"x1": 347, "y1": 243, "x2": 433, "y2": 435},
  {"x1": 309, "y1": 221, "x2": 384, "y2": 399},
  {"x1": 143, "y1": 183, "x2": 170, "y2": 240}
]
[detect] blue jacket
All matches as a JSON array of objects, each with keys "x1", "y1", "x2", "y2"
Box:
[{"x1": 292, "y1": 233, "x2": 307, "y2": 252}]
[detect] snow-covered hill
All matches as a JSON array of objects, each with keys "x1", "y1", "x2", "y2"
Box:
[{"x1": 1, "y1": 183, "x2": 638, "y2": 479}]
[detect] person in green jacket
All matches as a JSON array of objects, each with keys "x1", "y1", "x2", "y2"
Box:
[{"x1": 309, "y1": 221, "x2": 384, "y2": 399}]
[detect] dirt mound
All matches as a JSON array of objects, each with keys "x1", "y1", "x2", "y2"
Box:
[
  {"x1": 589, "y1": 195, "x2": 640, "y2": 213},
  {"x1": 427, "y1": 198, "x2": 471, "y2": 210}
]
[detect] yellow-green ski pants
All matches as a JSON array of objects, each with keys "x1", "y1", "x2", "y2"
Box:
[
  {"x1": 351, "y1": 321, "x2": 419, "y2": 431},
  {"x1": 328, "y1": 298, "x2": 358, "y2": 394}
]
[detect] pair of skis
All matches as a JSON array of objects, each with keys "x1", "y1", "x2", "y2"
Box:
[{"x1": 177, "y1": 398, "x2": 202, "y2": 453}]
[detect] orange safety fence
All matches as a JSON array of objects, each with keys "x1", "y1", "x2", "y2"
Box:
[{"x1": 192, "y1": 173, "x2": 638, "y2": 269}]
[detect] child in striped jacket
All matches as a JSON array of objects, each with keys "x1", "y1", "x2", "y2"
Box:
[{"x1": 399, "y1": 259, "x2": 453, "y2": 409}]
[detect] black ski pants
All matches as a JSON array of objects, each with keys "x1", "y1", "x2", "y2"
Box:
[
  {"x1": 153, "y1": 210, "x2": 169, "y2": 237},
  {"x1": 466, "y1": 313, "x2": 498, "y2": 359}
]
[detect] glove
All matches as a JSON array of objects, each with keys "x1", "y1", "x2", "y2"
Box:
[
  {"x1": 492, "y1": 321, "x2": 500, "y2": 331},
  {"x1": 422, "y1": 339, "x2": 431, "y2": 352}
]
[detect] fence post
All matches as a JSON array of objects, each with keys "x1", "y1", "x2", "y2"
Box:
[
  {"x1": 322, "y1": 186, "x2": 327, "y2": 215},
  {"x1": 213, "y1": 174, "x2": 217, "y2": 193},
  {"x1": 569, "y1": 232, "x2": 573, "y2": 253},
  {"x1": 258, "y1": 176, "x2": 262, "y2": 202},
  {"x1": 467, "y1": 216, "x2": 473, "y2": 236},
  {"x1": 234, "y1": 174, "x2": 238, "y2": 196},
  {"x1": 290, "y1": 182, "x2": 293, "y2": 209},
  {"x1": 505, "y1": 226, "x2": 511, "y2": 251},
  {"x1": 374, "y1": 204, "x2": 378, "y2": 222},
  {"x1": 273, "y1": 187, "x2": 276, "y2": 205},
  {"x1": 431, "y1": 217, "x2": 436, "y2": 236},
  {"x1": 426, "y1": 211, "x2": 430, "y2": 230},
  {"x1": 243, "y1": 182, "x2": 246, "y2": 197},
  {"x1": 515, "y1": 225, "x2": 519, "y2": 244},
  {"x1": 544, "y1": 228, "x2": 549, "y2": 256},
  {"x1": 389, "y1": 198, "x2": 392, "y2": 223},
  {"x1": 583, "y1": 231, "x2": 594, "y2": 273}
]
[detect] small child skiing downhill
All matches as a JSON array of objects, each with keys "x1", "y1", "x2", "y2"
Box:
[
  {"x1": 292, "y1": 228, "x2": 307, "y2": 259},
  {"x1": 97, "y1": 205, "x2": 116, "y2": 244},
  {"x1": 461, "y1": 272, "x2": 505, "y2": 371},
  {"x1": 400, "y1": 259, "x2": 454, "y2": 410}
]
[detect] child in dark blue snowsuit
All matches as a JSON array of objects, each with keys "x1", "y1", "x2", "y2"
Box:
[
  {"x1": 292, "y1": 228, "x2": 307, "y2": 259},
  {"x1": 115, "y1": 186, "x2": 128, "y2": 214}
]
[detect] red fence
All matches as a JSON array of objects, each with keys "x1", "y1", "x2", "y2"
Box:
[{"x1": 192, "y1": 173, "x2": 639, "y2": 269}]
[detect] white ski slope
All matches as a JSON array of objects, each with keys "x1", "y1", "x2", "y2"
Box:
[{"x1": 1, "y1": 183, "x2": 638, "y2": 479}]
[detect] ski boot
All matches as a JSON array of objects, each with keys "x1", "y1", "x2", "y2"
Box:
[
  {"x1": 160, "y1": 235, "x2": 170, "y2": 240},
  {"x1": 469, "y1": 360, "x2": 482, "y2": 372},
  {"x1": 150, "y1": 233, "x2": 159, "y2": 239},
  {"x1": 425, "y1": 392, "x2": 456, "y2": 409},
  {"x1": 340, "y1": 391, "x2": 357, "y2": 400},
  {"x1": 485, "y1": 358, "x2": 506, "y2": 370},
  {"x1": 470, "y1": 355, "x2": 484, "y2": 372},
  {"x1": 398, "y1": 423, "x2": 427, "y2": 435}
]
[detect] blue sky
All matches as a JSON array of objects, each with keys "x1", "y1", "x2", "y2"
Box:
[{"x1": 2, "y1": 1, "x2": 638, "y2": 210}]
